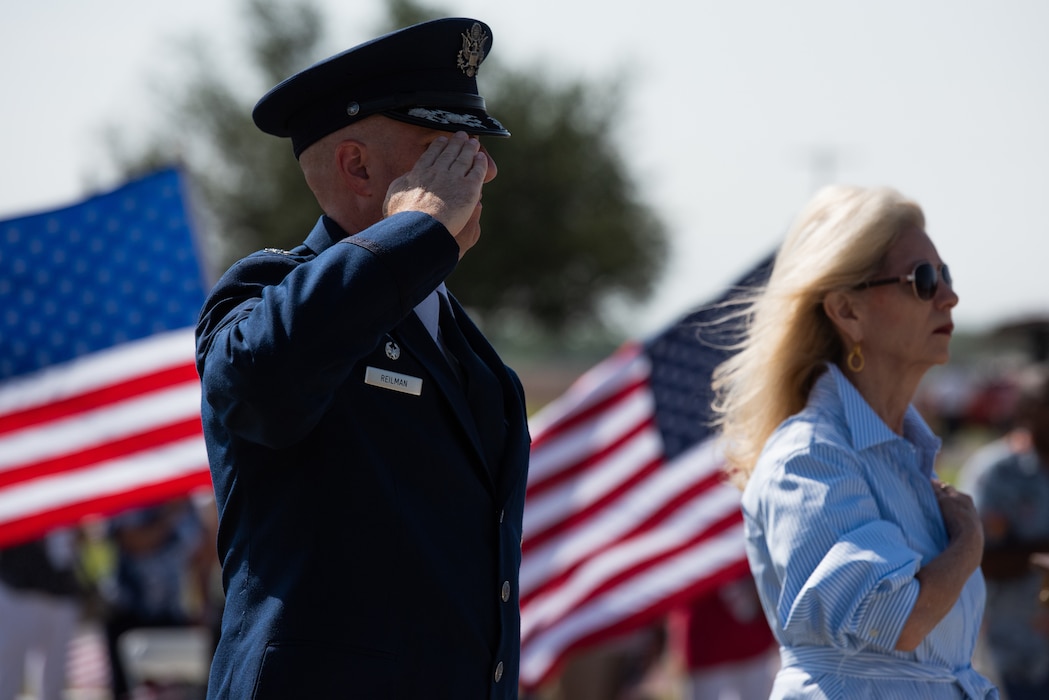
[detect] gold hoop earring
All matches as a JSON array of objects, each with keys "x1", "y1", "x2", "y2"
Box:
[{"x1": 847, "y1": 344, "x2": 864, "y2": 373}]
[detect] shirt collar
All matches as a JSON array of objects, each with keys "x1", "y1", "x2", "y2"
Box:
[
  {"x1": 413, "y1": 283, "x2": 448, "y2": 344},
  {"x1": 821, "y1": 362, "x2": 941, "y2": 456}
]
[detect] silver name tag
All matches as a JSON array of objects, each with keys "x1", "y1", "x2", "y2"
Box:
[{"x1": 364, "y1": 366, "x2": 423, "y2": 396}]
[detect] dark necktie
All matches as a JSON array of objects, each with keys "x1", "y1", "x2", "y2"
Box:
[{"x1": 438, "y1": 294, "x2": 506, "y2": 471}]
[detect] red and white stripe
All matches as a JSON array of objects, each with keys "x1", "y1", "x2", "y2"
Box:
[
  {"x1": 519, "y1": 343, "x2": 749, "y2": 690},
  {"x1": 0, "y1": 328, "x2": 211, "y2": 548}
]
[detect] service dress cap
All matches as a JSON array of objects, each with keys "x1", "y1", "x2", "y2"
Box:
[{"x1": 253, "y1": 17, "x2": 510, "y2": 157}]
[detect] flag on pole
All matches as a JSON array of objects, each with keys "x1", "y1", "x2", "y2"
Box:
[
  {"x1": 519, "y1": 256, "x2": 773, "y2": 690},
  {"x1": 0, "y1": 168, "x2": 211, "y2": 548}
]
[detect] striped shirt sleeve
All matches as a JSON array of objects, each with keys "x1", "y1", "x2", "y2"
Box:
[{"x1": 759, "y1": 442, "x2": 922, "y2": 653}]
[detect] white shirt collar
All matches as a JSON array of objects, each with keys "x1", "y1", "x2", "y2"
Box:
[{"x1": 413, "y1": 282, "x2": 448, "y2": 344}]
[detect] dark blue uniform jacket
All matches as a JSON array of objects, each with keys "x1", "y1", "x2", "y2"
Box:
[{"x1": 195, "y1": 212, "x2": 530, "y2": 699}]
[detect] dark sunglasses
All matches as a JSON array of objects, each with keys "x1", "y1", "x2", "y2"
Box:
[{"x1": 853, "y1": 262, "x2": 952, "y2": 301}]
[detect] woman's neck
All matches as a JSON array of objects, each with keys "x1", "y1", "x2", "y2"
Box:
[{"x1": 839, "y1": 360, "x2": 925, "y2": 435}]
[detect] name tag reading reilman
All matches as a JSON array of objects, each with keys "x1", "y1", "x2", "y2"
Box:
[{"x1": 365, "y1": 366, "x2": 423, "y2": 396}]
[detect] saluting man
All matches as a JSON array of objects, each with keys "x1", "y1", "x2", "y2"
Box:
[{"x1": 195, "y1": 18, "x2": 530, "y2": 699}]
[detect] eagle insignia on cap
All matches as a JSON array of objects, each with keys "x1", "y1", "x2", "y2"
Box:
[{"x1": 457, "y1": 23, "x2": 489, "y2": 78}]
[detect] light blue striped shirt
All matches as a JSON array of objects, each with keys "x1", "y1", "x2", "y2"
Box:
[{"x1": 742, "y1": 363, "x2": 998, "y2": 699}]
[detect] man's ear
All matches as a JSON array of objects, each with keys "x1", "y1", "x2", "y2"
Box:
[
  {"x1": 334, "y1": 139, "x2": 372, "y2": 196},
  {"x1": 823, "y1": 289, "x2": 864, "y2": 345}
]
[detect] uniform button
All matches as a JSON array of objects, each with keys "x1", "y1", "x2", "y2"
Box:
[
  {"x1": 501, "y1": 580, "x2": 511, "y2": 602},
  {"x1": 494, "y1": 661, "x2": 504, "y2": 683}
]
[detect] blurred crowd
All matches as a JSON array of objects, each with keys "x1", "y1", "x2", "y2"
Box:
[{"x1": 0, "y1": 493, "x2": 221, "y2": 700}]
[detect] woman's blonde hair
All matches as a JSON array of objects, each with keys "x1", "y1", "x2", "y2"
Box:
[{"x1": 711, "y1": 184, "x2": 925, "y2": 487}]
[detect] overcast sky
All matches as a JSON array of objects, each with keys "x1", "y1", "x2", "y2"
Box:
[{"x1": 3, "y1": 0, "x2": 1047, "y2": 337}]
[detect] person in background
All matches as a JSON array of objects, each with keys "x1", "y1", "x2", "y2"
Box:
[
  {"x1": 0, "y1": 529, "x2": 84, "y2": 700},
  {"x1": 965, "y1": 366, "x2": 1049, "y2": 700},
  {"x1": 710, "y1": 184, "x2": 997, "y2": 698},
  {"x1": 195, "y1": 17, "x2": 530, "y2": 699},
  {"x1": 667, "y1": 574, "x2": 777, "y2": 700},
  {"x1": 103, "y1": 497, "x2": 210, "y2": 700}
]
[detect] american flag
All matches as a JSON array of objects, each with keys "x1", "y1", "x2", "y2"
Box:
[
  {"x1": 0, "y1": 168, "x2": 211, "y2": 548},
  {"x1": 518, "y1": 256, "x2": 773, "y2": 690}
]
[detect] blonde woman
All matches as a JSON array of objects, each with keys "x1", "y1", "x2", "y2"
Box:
[{"x1": 711, "y1": 185, "x2": 997, "y2": 699}]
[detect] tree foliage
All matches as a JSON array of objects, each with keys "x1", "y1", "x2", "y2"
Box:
[
  {"x1": 469, "y1": 73, "x2": 666, "y2": 331},
  {"x1": 113, "y1": 0, "x2": 667, "y2": 335}
]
